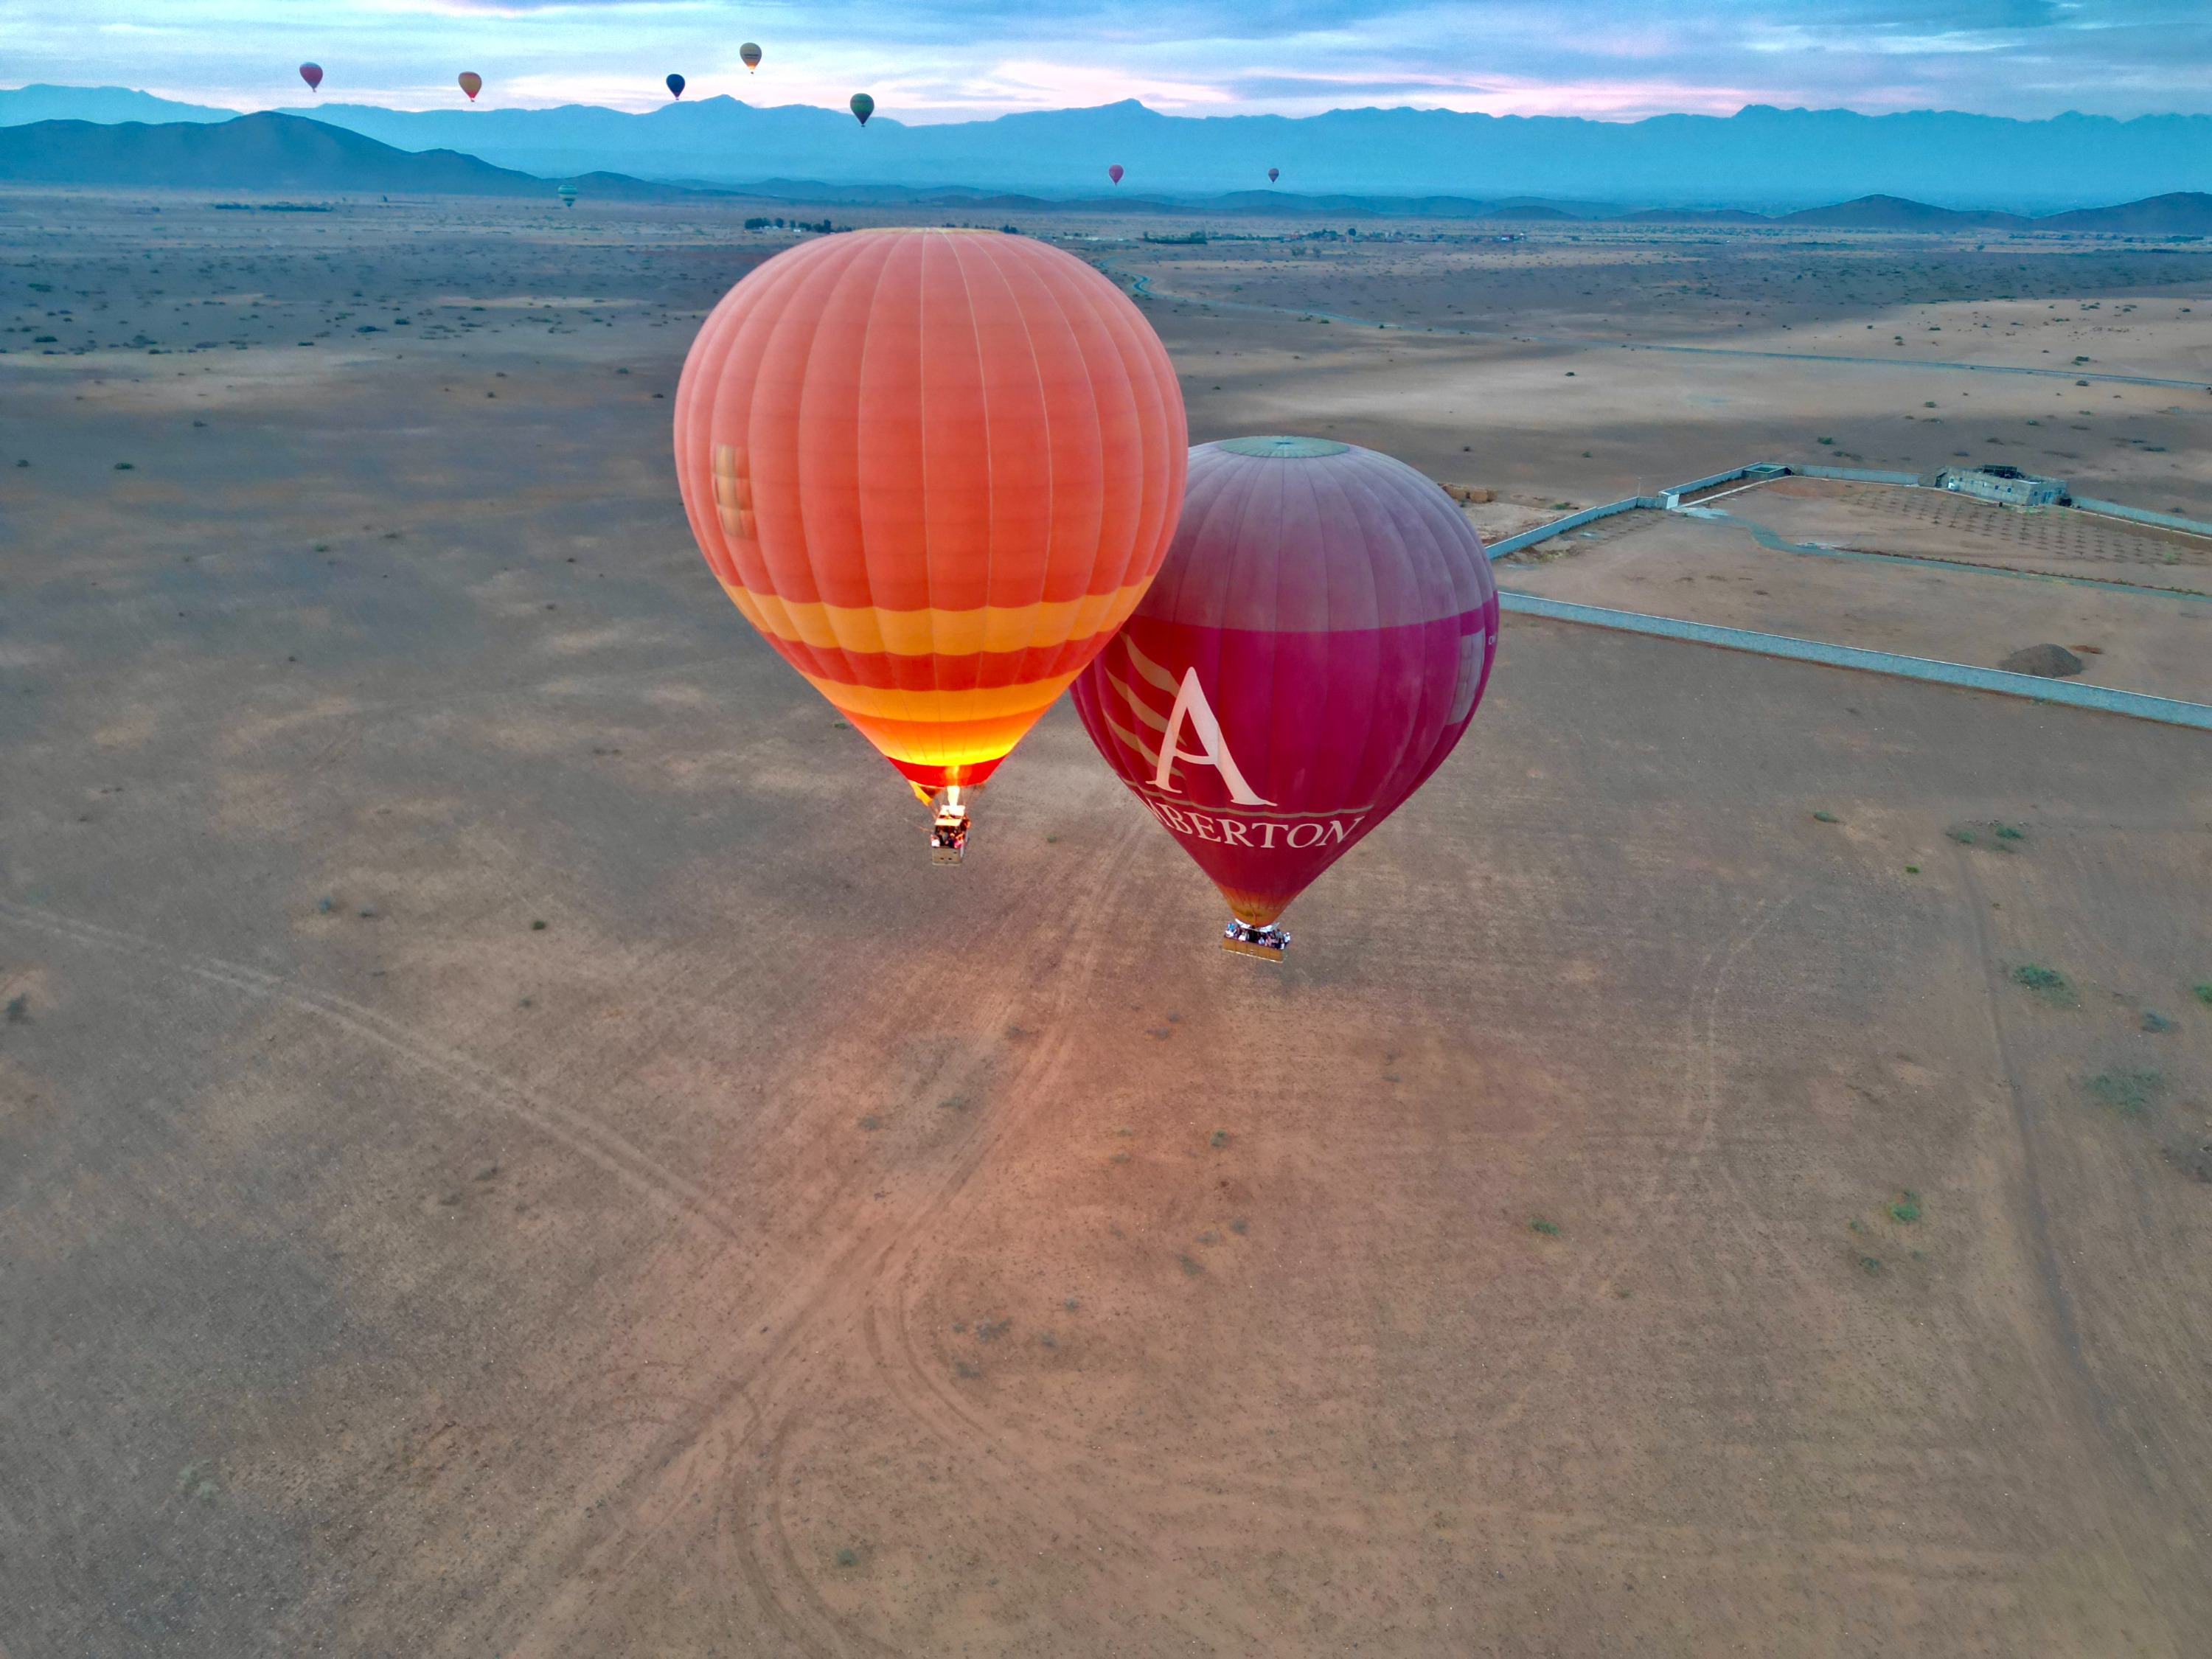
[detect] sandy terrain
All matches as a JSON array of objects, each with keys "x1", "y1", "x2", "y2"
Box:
[{"x1": 4, "y1": 191, "x2": 2211, "y2": 1657}]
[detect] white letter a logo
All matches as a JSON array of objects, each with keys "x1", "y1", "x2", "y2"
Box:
[{"x1": 1155, "y1": 667, "x2": 1273, "y2": 806}]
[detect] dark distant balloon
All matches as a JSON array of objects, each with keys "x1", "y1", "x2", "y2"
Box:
[
  {"x1": 667, "y1": 73, "x2": 686, "y2": 99},
  {"x1": 1108, "y1": 163, "x2": 1124, "y2": 185},
  {"x1": 1071, "y1": 436, "x2": 1499, "y2": 959},
  {"x1": 557, "y1": 183, "x2": 577, "y2": 208},
  {"x1": 1268, "y1": 167, "x2": 1279, "y2": 183},
  {"x1": 849, "y1": 92, "x2": 874, "y2": 126},
  {"x1": 299, "y1": 63, "x2": 324, "y2": 93},
  {"x1": 458, "y1": 72, "x2": 482, "y2": 101},
  {"x1": 740, "y1": 42, "x2": 762, "y2": 72}
]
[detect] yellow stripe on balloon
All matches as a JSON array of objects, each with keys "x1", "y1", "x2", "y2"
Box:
[
  {"x1": 795, "y1": 669, "x2": 1083, "y2": 723},
  {"x1": 715, "y1": 576, "x2": 1151, "y2": 659},
  {"x1": 844, "y1": 711, "x2": 1051, "y2": 769}
]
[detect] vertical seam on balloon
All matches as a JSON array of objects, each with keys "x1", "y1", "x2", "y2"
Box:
[
  {"x1": 999, "y1": 240, "x2": 1054, "y2": 644},
  {"x1": 1329, "y1": 460, "x2": 1398, "y2": 812},
  {"x1": 809, "y1": 238, "x2": 878, "y2": 695},
  {"x1": 942, "y1": 235, "x2": 987, "y2": 721}
]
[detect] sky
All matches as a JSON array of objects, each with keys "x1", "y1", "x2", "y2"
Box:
[{"x1": 7, "y1": 0, "x2": 2210, "y2": 124}]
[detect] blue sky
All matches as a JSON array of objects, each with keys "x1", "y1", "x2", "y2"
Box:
[{"x1": 7, "y1": 0, "x2": 2208, "y2": 122}]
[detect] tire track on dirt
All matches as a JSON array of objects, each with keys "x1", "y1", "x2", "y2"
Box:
[{"x1": 0, "y1": 897, "x2": 746, "y2": 1240}]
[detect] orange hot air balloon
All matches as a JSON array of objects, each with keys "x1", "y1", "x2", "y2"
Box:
[
  {"x1": 740, "y1": 42, "x2": 762, "y2": 72},
  {"x1": 674, "y1": 229, "x2": 1187, "y2": 860},
  {"x1": 458, "y1": 72, "x2": 482, "y2": 100}
]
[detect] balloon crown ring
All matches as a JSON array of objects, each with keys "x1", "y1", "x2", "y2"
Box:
[{"x1": 1215, "y1": 435, "x2": 1349, "y2": 459}]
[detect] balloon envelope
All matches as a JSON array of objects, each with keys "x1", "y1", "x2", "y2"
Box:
[
  {"x1": 299, "y1": 63, "x2": 323, "y2": 92},
  {"x1": 1268, "y1": 167, "x2": 1279, "y2": 183},
  {"x1": 674, "y1": 229, "x2": 1188, "y2": 796},
  {"x1": 1108, "y1": 164, "x2": 1124, "y2": 184},
  {"x1": 666, "y1": 72, "x2": 685, "y2": 98},
  {"x1": 1071, "y1": 436, "x2": 1498, "y2": 930},
  {"x1": 457, "y1": 72, "x2": 482, "y2": 100},
  {"x1": 849, "y1": 92, "x2": 874, "y2": 125},
  {"x1": 740, "y1": 42, "x2": 762, "y2": 70}
]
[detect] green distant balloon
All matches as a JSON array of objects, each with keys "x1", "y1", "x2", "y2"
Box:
[{"x1": 849, "y1": 92, "x2": 874, "y2": 127}]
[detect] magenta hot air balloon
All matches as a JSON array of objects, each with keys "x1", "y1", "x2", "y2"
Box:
[
  {"x1": 299, "y1": 63, "x2": 324, "y2": 93},
  {"x1": 1108, "y1": 163, "x2": 1124, "y2": 185},
  {"x1": 1268, "y1": 167, "x2": 1279, "y2": 183},
  {"x1": 1071, "y1": 437, "x2": 1499, "y2": 959}
]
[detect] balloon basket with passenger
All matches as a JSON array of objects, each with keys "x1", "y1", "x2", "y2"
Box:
[
  {"x1": 1222, "y1": 919, "x2": 1290, "y2": 960},
  {"x1": 922, "y1": 785, "x2": 972, "y2": 865}
]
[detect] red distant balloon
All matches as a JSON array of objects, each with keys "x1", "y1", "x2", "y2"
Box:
[
  {"x1": 1267, "y1": 167, "x2": 1279, "y2": 183},
  {"x1": 299, "y1": 63, "x2": 324, "y2": 93},
  {"x1": 458, "y1": 72, "x2": 483, "y2": 101},
  {"x1": 1108, "y1": 163, "x2": 1124, "y2": 185},
  {"x1": 1071, "y1": 437, "x2": 1499, "y2": 959}
]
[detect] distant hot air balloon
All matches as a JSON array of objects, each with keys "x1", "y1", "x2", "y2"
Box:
[
  {"x1": 458, "y1": 72, "x2": 482, "y2": 101},
  {"x1": 674, "y1": 229, "x2": 1187, "y2": 862},
  {"x1": 1071, "y1": 437, "x2": 1499, "y2": 957},
  {"x1": 1268, "y1": 167, "x2": 1279, "y2": 184},
  {"x1": 1108, "y1": 164, "x2": 1124, "y2": 185},
  {"x1": 740, "y1": 42, "x2": 762, "y2": 72},
  {"x1": 299, "y1": 63, "x2": 324, "y2": 94},
  {"x1": 557, "y1": 183, "x2": 577, "y2": 209},
  {"x1": 849, "y1": 92, "x2": 874, "y2": 126},
  {"x1": 667, "y1": 73, "x2": 686, "y2": 99}
]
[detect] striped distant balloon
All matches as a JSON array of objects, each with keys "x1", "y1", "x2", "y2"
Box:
[
  {"x1": 674, "y1": 229, "x2": 1186, "y2": 825},
  {"x1": 1071, "y1": 437, "x2": 1498, "y2": 956}
]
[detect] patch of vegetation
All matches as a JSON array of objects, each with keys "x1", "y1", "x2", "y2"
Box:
[
  {"x1": 2010, "y1": 963, "x2": 2073, "y2": 1004},
  {"x1": 2141, "y1": 1011, "x2": 2174, "y2": 1033},
  {"x1": 1528, "y1": 1217, "x2": 1560, "y2": 1237},
  {"x1": 1228, "y1": 1217, "x2": 1248, "y2": 1235},
  {"x1": 1947, "y1": 827, "x2": 1975, "y2": 845},
  {"x1": 1888, "y1": 1192, "x2": 1921, "y2": 1224},
  {"x1": 2194, "y1": 983, "x2": 2212, "y2": 1006},
  {"x1": 2085, "y1": 1070, "x2": 2161, "y2": 1117},
  {"x1": 530, "y1": 919, "x2": 547, "y2": 931},
  {"x1": 857, "y1": 1115, "x2": 881, "y2": 1131},
  {"x1": 835, "y1": 1546, "x2": 859, "y2": 1568},
  {"x1": 4, "y1": 995, "x2": 26, "y2": 1023},
  {"x1": 1209, "y1": 1130, "x2": 1229, "y2": 1147},
  {"x1": 1905, "y1": 865, "x2": 1920, "y2": 874},
  {"x1": 1812, "y1": 810, "x2": 1839, "y2": 824},
  {"x1": 1994, "y1": 823, "x2": 2024, "y2": 841},
  {"x1": 1858, "y1": 1255, "x2": 1883, "y2": 1276},
  {"x1": 1177, "y1": 1253, "x2": 1204, "y2": 1276}
]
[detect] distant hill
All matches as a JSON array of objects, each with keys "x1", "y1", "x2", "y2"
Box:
[
  {"x1": 0, "y1": 83, "x2": 231, "y2": 127},
  {"x1": 0, "y1": 112, "x2": 701, "y2": 200},
  {"x1": 9, "y1": 85, "x2": 2212, "y2": 209},
  {"x1": 2034, "y1": 191, "x2": 2212, "y2": 233},
  {"x1": 1781, "y1": 194, "x2": 2029, "y2": 230}
]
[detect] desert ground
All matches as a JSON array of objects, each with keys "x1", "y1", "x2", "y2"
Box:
[{"x1": 3, "y1": 190, "x2": 2210, "y2": 1657}]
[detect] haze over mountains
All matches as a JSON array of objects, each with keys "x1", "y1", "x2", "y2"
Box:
[
  {"x1": 7, "y1": 84, "x2": 2212, "y2": 211},
  {"x1": 5, "y1": 111, "x2": 2210, "y2": 237}
]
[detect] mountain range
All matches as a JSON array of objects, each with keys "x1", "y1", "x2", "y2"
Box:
[
  {"x1": 4, "y1": 111, "x2": 2212, "y2": 236},
  {"x1": 7, "y1": 84, "x2": 2212, "y2": 211}
]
